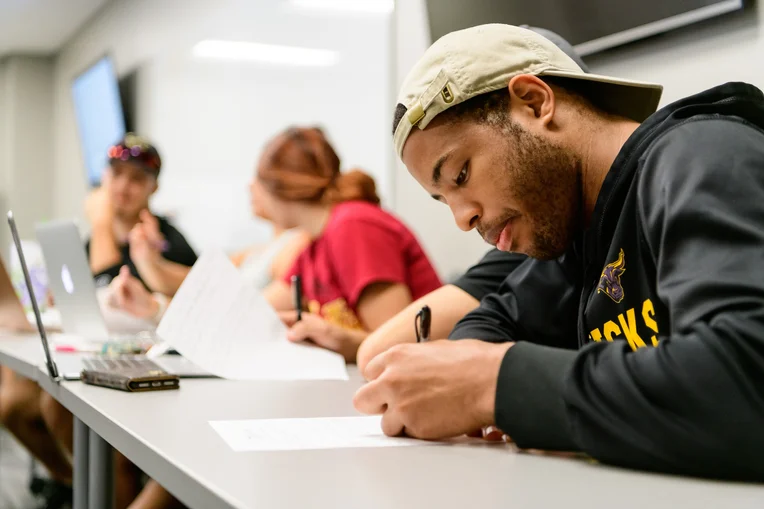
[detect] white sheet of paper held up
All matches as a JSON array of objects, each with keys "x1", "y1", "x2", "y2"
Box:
[
  {"x1": 209, "y1": 416, "x2": 429, "y2": 452},
  {"x1": 156, "y1": 249, "x2": 349, "y2": 380}
]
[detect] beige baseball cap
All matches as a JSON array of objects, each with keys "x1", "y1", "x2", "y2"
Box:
[{"x1": 393, "y1": 24, "x2": 663, "y2": 158}]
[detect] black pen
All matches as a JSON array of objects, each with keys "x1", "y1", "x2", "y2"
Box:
[
  {"x1": 291, "y1": 275, "x2": 303, "y2": 321},
  {"x1": 416, "y1": 305, "x2": 431, "y2": 343}
]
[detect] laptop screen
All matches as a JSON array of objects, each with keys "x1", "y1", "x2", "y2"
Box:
[{"x1": 6, "y1": 211, "x2": 59, "y2": 379}]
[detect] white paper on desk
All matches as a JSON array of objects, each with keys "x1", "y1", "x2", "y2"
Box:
[
  {"x1": 209, "y1": 416, "x2": 430, "y2": 452},
  {"x1": 156, "y1": 249, "x2": 348, "y2": 380}
]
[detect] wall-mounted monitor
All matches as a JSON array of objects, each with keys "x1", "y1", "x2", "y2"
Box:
[
  {"x1": 425, "y1": 0, "x2": 745, "y2": 56},
  {"x1": 72, "y1": 56, "x2": 127, "y2": 187}
]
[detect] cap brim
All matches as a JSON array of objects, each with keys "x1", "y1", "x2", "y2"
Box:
[{"x1": 539, "y1": 69, "x2": 663, "y2": 123}]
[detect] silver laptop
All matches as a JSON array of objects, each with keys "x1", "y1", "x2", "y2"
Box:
[
  {"x1": 9, "y1": 212, "x2": 212, "y2": 380},
  {"x1": 35, "y1": 220, "x2": 118, "y2": 340}
]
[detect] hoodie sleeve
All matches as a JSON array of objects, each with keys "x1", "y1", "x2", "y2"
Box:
[
  {"x1": 495, "y1": 118, "x2": 764, "y2": 481},
  {"x1": 449, "y1": 257, "x2": 579, "y2": 349}
]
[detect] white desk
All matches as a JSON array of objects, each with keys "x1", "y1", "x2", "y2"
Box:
[
  {"x1": 3, "y1": 334, "x2": 764, "y2": 509},
  {"x1": 0, "y1": 332, "x2": 58, "y2": 379}
]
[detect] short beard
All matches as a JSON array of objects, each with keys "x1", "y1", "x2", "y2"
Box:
[{"x1": 498, "y1": 119, "x2": 581, "y2": 260}]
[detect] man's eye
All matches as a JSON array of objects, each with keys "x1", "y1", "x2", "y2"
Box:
[{"x1": 455, "y1": 163, "x2": 469, "y2": 186}]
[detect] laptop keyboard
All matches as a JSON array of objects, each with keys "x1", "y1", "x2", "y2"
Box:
[{"x1": 84, "y1": 357, "x2": 161, "y2": 372}]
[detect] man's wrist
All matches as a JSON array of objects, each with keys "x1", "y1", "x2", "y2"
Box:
[
  {"x1": 133, "y1": 253, "x2": 165, "y2": 279},
  {"x1": 477, "y1": 341, "x2": 514, "y2": 426},
  {"x1": 136, "y1": 253, "x2": 163, "y2": 269}
]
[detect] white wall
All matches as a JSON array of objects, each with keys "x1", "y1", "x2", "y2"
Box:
[
  {"x1": 0, "y1": 58, "x2": 8, "y2": 257},
  {"x1": 53, "y1": 0, "x2": 392, "y2": 253},
  {"x1": 0, "y1": 59, "x2": 8, "y2": 189},
  {"x1": 0, "y1": 56, "x2": 54, "y2": 257}
]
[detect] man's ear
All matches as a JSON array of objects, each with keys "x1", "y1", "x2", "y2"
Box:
[
  {"x1": 507, "y1": 75, "x2": 556, "y2": 128},
  {"x1": 150, "y1": 179, "x2": 159, "y2": 195}
]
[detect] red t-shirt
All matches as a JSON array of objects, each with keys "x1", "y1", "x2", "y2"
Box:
[{"x1": 285, "y1": 201, "x2": 442, "y2": 329}]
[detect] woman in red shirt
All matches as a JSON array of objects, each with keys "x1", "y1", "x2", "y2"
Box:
[{"x1": 258, "y1": 126, "x2": 442, "y2": 361}]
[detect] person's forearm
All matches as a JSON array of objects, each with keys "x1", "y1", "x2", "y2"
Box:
[
  {"x1": 134, "y1": 259, "x2": 190, "y2": 296},
  {"x1": 357, "y1": 285, "x2": 478, "y2": 372},
  {"x1": 338, "y1": 327, "x2": 368, "y2": 363},
  {"x1": 89, "y1": 222, "x2": 122, "y2": 274}
]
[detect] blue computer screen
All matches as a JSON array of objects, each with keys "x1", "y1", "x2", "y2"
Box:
[{"x1": 71, "y1": 57, "x2": 126, "y2": 187}]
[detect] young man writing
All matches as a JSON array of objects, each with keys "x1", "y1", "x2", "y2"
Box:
[
  {"x1": 354, "y1": 24, "x2": 764, "y2": 481},
  {"x1": 357, "y1": 26, "x2": 590, "y2": 373}
]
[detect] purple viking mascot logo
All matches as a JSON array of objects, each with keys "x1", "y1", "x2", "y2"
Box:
[{"x1": 597, "y1": 249, "x2": 626, "y2": 303}]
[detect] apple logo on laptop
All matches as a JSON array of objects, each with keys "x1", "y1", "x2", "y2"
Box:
[{"x1": 61, "y1": 264, "x2": 75, "y2": 295}]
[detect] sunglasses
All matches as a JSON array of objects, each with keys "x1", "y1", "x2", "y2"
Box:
[{"x1": 107, "y1": 134, "x2": 160, "y2": 173}]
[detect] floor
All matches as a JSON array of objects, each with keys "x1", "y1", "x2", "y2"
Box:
[{"x1": 0, "y1": 427, "x2": 38, "y2": 509}]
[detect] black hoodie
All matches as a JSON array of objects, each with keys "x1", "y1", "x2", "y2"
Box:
[{"x1": 449, "y1": 82, "x2": 764, "y2": 481}]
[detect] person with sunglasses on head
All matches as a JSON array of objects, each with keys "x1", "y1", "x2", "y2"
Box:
[{"x1": 86, "y1": 133, "x2": 197, "y2": 297}]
